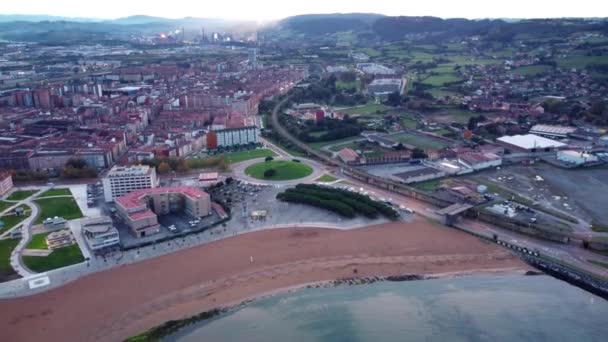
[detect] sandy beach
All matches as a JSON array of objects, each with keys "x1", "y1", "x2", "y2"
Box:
[{"x1": 0, "y1": 219, "x2": 530, "y2": 342}]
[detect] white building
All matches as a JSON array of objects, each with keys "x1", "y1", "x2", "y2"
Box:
[
  {"x1": 367, "y1": 78, "x2": 402, "y2": 96},
  {"x1": 557, "y1": 150, "x2": 599, "y2": 166},
  {"x1": 529, "y1": 124, "x2": 576, "y2": 139},
  {"x1": 216, "y1": 126, "x2": 259, "y2": 148},
  {"x1": 496, "y1": 134, "x2": 566, "y2": 152},
  {"x1": 82, "y1": 216, "x2": 120, "y2": 251},
  {"x1": 0, "y1": 172, "x2": 13, "y2": 197},
  {"x1": 459, "y1": 152, "x2": 503, "y2": 171},
  {"x1": 102, "y1": 165, "x2": 158, "y2": 202}
]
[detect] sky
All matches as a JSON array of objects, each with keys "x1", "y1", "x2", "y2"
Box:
[{"x1": 2, "y1": 0, "x2": 607, "y2": 21}]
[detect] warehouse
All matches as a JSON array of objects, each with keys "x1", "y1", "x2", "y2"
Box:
[{"x1": 496, "y1": 134, "x2": 566, "y2": 153}]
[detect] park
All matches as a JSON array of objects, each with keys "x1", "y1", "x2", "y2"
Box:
[{"x1": 245, "y1": 159, "x2": 314, "y2": 181}]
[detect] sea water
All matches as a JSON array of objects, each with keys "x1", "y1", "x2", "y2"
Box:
[{"x1": 169, "y1": 275, "x2": 608, "y2": 342}]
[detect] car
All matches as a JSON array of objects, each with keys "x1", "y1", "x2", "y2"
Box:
[{"x1": 530, "y1": 217, "x2": 537, "y2": 223}]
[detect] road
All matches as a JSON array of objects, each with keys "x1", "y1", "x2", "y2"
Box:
[{"x1": 269, "y1": 97, "x2": 608, "y2": 280}]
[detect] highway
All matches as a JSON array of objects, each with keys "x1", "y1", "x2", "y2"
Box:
[{"x1": 269, "y1": 97, "x2": 608, "y2": 280}]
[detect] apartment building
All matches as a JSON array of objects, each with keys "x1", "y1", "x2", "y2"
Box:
[
  {"x1": 102, "y1": 165, "x2": 158, "y2": 202},
  {"x1": 207, "y1": 126, "x2": 258, "y2": 150}
]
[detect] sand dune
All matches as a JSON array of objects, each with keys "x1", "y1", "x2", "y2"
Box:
[{"x1": 0, "y1": 219, "x2": 529, "y2": 342}]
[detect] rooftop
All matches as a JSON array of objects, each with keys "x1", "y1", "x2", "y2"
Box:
[
  {"x1": 107, "y1": 165, "x2": 153, "y2": 177},
  {"x1": 116, "y1": 186, "x2": 209, "y2": 210},
  {"x1": 497, "y1": 134, "x2": 566, "y2": 150}
]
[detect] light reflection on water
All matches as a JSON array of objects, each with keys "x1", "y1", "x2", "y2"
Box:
[{"x1": 169, "y1": 275, "x2": 608, "y2": 342}]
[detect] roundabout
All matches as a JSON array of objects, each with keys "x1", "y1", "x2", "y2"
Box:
[
  {"x1": 245, "y1": 160, "x2": 313, "y2": 181},
  {"x1": 232, "y1": 157, "x2": 326, "y2": 185}
]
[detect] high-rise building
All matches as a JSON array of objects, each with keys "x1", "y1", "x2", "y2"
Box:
[
  {"x1": 248, "y1": 48, "x2": 257, "y2": 69},
  {"x1": 102, "y1": 165, "x2": 158, "y2": 202}
]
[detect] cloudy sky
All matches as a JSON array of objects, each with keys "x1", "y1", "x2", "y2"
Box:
[{"x1": 3, "y1": 0, "x2": 606, "y2": 21}]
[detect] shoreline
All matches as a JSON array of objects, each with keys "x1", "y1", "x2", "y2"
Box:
[
  {"x1": 0, "y1": 220, "x2": 531, "y2": 342},
  {"x1": 128, "y1": 267, "x2": 533, "y2": 341}
]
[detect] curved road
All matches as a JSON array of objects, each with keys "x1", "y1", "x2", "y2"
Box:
[{"x1": 270, "y1": 97, "x2": 608, "y2": 279}]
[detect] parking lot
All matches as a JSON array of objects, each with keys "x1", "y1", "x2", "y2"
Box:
[{"x1": 467, "y1": 163, "x2": 606, "y2": 231}]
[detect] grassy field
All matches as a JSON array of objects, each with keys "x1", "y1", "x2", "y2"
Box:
[
  {"x1": 591, "y1": 222, "x2": 608, "y2": 233},
  {"x1": 429, "y1": 88, "x2": 461, "y2": 98},
  {"x1": 6, "y1": 190, "x2": 38, "y2": 201},
  {"x1": 388, "y1": 132, "x2": 449, "y2": 150},
  {"x1": 37, "y1": 188, "x2": 72, "y2": 197},
  {"x1": 0, "y1": 238, "x2": 19, "y2": 282},
  {"x1": 0, "y1": 201, "x2": 13, "y2": 213},
  {"x1": 27, "y1": 232, "x2": 50, "y2": 249},
  {"x1": 309, "y1": 136, "x2": 363, "y2": 151},
  {"x1": 245, "y1": 160, "x2": 313, "y2": 181},
  {"x1": 34, "y1": 197, "x2": 83, "y2": 224},
  {"x1": 23, "y1": 244, "x2": 84, "y2": 273},
  {"x1": 336, "y1": 80, "x2": 358, "y2": 91},
  {"x1": 340, "y1": 103, "x2": 392, "y2": 116},
  {"x1": 422, "y1": 73, "x2": 463, "y2": 86},
  {"x1": 328, "y1": 140, "x2": 364, "y2": 152},
  {"x1": 316, "y1": 175, "x2": 338, "y2": 183},
  {"x1": 556, "y1": 56, "x2": 608, "y2": 69},
  {"x1": 224, "y1": 149, "x2": 277, "y2": 164},
  {"x1": 0, "y1": 205, "x2": 31, "y2": 234},
  {"x1": 512, "y1": 65, "x2": 553, "y2": 76},
  {"x1": 412, "y1": 179, "x2": 445, "y2": 191},
  {"x1": 588, "y1": 259, "x2": 608, "y2": 269}
]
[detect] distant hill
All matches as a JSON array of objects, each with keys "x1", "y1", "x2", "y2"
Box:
[
  {"x1": 0, "y1": 14, "x2": 99, "y2": 23},
  {"x1": 279, "y1": 13, "x2": 385, "y2": 35},
  {"x1": 107, "y1": 15, "x2": 172, "y2": 25}
]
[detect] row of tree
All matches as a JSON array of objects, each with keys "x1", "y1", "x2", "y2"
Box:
[{"x1": 276, "y1": 184, "x2": 399, "y2": 219}]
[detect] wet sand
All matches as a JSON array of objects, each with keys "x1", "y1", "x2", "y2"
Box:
[{"x1": 0, "y1": 219, "x2": 529, "y2": 341}]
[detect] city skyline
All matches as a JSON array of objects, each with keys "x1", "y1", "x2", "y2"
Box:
[{"x1": 2, "y1": 0, "x2": 607, "y2": 21}]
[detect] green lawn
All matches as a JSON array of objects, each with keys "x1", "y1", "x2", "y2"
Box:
[
  {"x1": 429, "y1": 88, "x2": 460, "y2": 98},
  {"x1": 422, "y1": 73, "x2": 463, "y2": 86},
  {"x1": 412, "y1": 179, "x2": 446, "y2": 191},
  {"x1": 556, "y1": 56, "x2": 608, "y2": 69},
  {"x1": 0, "y1": 238, "x2": 19, "y2": 282},
  {"x1": 329, "y1": 140, "x2": 365, "y2": 152},
  {"x1": 245, "y1": 160, "x2": 313, "y2": 181},
  {"x1": 224, "y1": 149, "x2": 277, "y2": 164},
  {"x1": 37, "y1": 188, "x2": 72, "y2": 197},
  {"x1": 340, "y1": 104, "x2": 392, "y2": 116},
  {"x1": 336, "y1": 80, "x2": 358, "y2": 91},
  {"x1": 0, "y1": 205, "x2": 31, "y2": 234},
  {"x1": 309, "y1": 136, "x2": 363, "y2": 151},
  {"x1": 34, "y1": 197, "x2": 83, "y2": 224},
  {"x1": 6, "y1": 190, "x2": 38, "y2": 201},
  {"x1": 591, "y1": 222, "x2": 608, "y2": 233},
  {"x1": 388, "y1": 132, "x2": 448, "y2": 150},
  {"x1": 588, "y1": 259, "x2": 608, "y2": 269},
  {"x1": 316, "y1": 175, "x2": 338, "y2": 183},
  {"x1": 512, "y1": 65, "x2": 553, "y2": 76},
  {"x1": 23, "y1": 244, "x2": 84, "y2": 273},
  {"x1": 0, "y1": 201, "x2": 13, "y2": 213},
  {"x1": 27, "y1": 232, "x2": 50, "y2": 249}
]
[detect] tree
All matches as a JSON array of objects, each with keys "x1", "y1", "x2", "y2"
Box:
[
  {"x1": 265, "y1": 156, "x2": 274, "y2": 162},
  {"x1": 263, "y1": 169, "x2": 276, "y2": 178},
  {"x1": 412, "y1": 148, "x2": 428, "y2": 159},
  {"x1": 157, "y1": 162, "x2": 170, "y2": 174},
  {"x1": 385, "y1": 91, "x2": 403, "y2": 107},
  {"x1": 65, "y1": 158, "x2": 87, "y2": 169}
]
